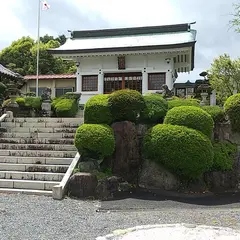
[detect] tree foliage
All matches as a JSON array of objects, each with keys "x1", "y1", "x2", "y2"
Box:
[
  {"x1": 0, "y1": 35, "x2": 75, "y2": 76},
  {"x1": 230, "y1": 3, "x2": 240, "y2": 32},
  {"x1": 208, "y1": 54, "x2": 240, "y2": 104}
]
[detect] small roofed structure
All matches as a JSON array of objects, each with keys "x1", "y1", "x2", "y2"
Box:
[
  {"x1": 0, "y1": 64, "x2": 24, "y2": 88},
  {"x1": 22, "y1": 74, "x2": 76, "y2": 98},
  {"x1": 49, "y1": 22, "x2": 197, "y2": 104}
]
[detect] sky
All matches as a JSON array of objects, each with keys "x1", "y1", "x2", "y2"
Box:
[{"x1": 0, "y1": 0, "x2": 240, "y2": 82}]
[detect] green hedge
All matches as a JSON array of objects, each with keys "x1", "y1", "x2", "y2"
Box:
[
  {"x1": 55, "y1": 98, "x2": 78, "y2": 117},
  {"x1": 16, "y1": 98, "x2": 26, "y2": 108},
  {"x1": 201, "y1": 106, "x2": 225, "y2": 124},
  {"x1": 224, "y1": 94, "x2": 240, "y2": 132},
  {"x1": 74, "y1": 124, "x2": 115, "y2": 159},
  {"x1": 84, "y1": 94, "x2": 112, "y2": 124},
  {"x1": 51, "y1": 97, "x2": 63, "y2": 111},
  {"x1": 168, "y1": 98, "x2": 200, "y2": 110},
  {"x1": 143, "y1": 124, "x2": 213, "y2": 180},
  {"x1": 24, "y1": 97, "x2": 42, "y2": 110},
  {"x1": 140, "y1": 94, "x2": 168, "y2": 124},
  {"x1": 164, "y1": 106, "x2": 214, "y2": 138},
  {"x1": 211, "y1": 142, "x2": 237, "y2": 171},
  {"x1": 3, "y1": 97, "x2": 41, "y2": 110},
  {"x1": 109, "y1": 89, "x2": 145, "y2": 122}
]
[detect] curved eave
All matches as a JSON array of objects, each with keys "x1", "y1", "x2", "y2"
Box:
[{"x1": 49, "y1": 41, "x2": 196, "y2": 55}]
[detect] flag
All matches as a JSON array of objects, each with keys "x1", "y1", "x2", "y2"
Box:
[{"x1": 42, "y1": 1, "x2": 50, "y2": 10}]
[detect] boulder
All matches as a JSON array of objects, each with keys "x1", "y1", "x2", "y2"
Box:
[
  {"x1": 110, "y1": 121, "x2": 140, "y2": 182},
  {"x1": 204, "y1": 171, "x2": 238, "y2": 192},
  {"x1": 95, "y1": 176, "x2": 120, "y2": 200},
  {"x1": 139, "y1": 160, "x2": 180, "y2": 191},
  {"x1": 78, "y1": 161, "x2": 99, "y2": 173},
  {"x1": 68, "y1": 173, "x2": 98, "y2": 198}
]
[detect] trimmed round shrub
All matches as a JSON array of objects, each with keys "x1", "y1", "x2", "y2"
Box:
[
  {"x1": 140, "y1": 94, "x2": 168, "y2": 124},
  {"x1": 25, "y1": 97, "x2": 42, "y2": 110},
  {"x1": 143, "y1": 124, "x2": 214, "y2": 179},
  {"x1": 51, "y1": 97, "x2": 63, "y2": 111},
  {"x1": 201, "y1": 106, "x2": 225, "y2": 124},
  {"x1": 168, "y1": 98, "x2": 200, "y2": 110},
  {"x1": 211, "y1": 142, "x2": 237, "y2": 171},
  {"x1": 224, "y1": 94, "x2": 240, "y2": 132},
  {"x1": 74, "y1": 124, "x2": 115, "y2": 159},
  {"x1": 55, "y1": 99, "x2": 78, "y2": 117},
  {"x1": 108, "y1": 89, "x2": 145, "y2": 122},
  {"x1": 16, "y1": 98, "x2": 25, "y2": 107},
  {"x1": 84, "y1": 94, "x2": 112, "y2": 125},
  {"x1": 164, "y1": 106, "x2": 214, "y2": 138}
]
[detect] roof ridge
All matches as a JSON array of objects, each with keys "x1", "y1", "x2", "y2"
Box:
[{"x1": 71, "y1": 23, "x2": 193, "y2": 39}]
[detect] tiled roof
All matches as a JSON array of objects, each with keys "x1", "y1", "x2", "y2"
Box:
[
  {"x1": 0, "y1": 64, "x2": 22, "y2": 78},
  {"x1": 24, "y1": 74, "x2": 76, "y2": 80},
  {"x1": 49, "y1": 22, "x2": 196, "y2": 55}
]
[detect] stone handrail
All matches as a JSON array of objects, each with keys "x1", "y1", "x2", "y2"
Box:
[
  {"x1": 0, "y1": 113, "x2": 8, "y2": 123},
  {"x1": 52, "y1": 152, "x2": 80, "y2": 200}
]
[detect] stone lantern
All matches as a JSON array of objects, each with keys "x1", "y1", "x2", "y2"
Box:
[
  {"x1": 198, "y1": 71, "x2": 211, "y2": 106},
  {"x1": 5, "y1": 80, "x2": 22, "y2": 116}
]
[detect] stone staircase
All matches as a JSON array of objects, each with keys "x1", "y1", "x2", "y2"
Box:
[{"x1": 0, "y1": 117, "x2": 83, "y2": 196}]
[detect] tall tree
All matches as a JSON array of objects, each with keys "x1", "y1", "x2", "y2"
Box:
[
  {"x1": 230, "y1": 3, "x2": 240, "y2": 32},
  {"x1": 0, "y1": 35, "x2": 75, "y2": 76},
  {"x1": 208, "y1": 54, "x2": 240, "y2": 104}
]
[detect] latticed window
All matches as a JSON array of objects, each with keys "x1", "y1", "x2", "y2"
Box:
[
  {"x1": 55, "y1": 88, "x2": 74, "y2": 97},
  {"x1": 104, "y1": 73, "x2": 142, "y2": 94},
  {"x1": 148, "y1": 73, "x2": 166, "y2": 90},
  {"x1": 82, "y1": 75, "x2": 98, "y2": 91}
]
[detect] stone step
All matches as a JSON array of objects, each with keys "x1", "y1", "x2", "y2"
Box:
[
  {"x1": 0, "y1": 171, "x2": 64, "y2": 181},
  {"x1": 0, "y1": 149, "x2": 76, "y2": 158},
  {"x1": 0, "y1": 138, "x2": 74, "y2": 144},
  {"x1": 0, "y1": 143, "x2": 76, "y2": 151},
  {"x1": 3, "y1": 117, "x2": 83, "y2": 123},
  {"x1": 0, "y1": 132, "x2": 75, "y2": 138},
  {"x1": 0, "y1": 179, "x2": 59, "y2": 190},
  {"x1": 1, "y1": 121, "x2": 81, "y2": 128},
  {"x1": 3, "y1": 127, "x2": 77, "y2": 133},
  {"x1": 0, "y1": 163, "x2": 68, "y2": 173},
  {"x1": 0, "y1": 188, "x2": 52, "y2": 196},
  {"x1": 0, "y1": 156, "x2": 72, "y2": 165}
]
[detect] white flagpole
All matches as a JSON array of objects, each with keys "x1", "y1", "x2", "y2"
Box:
[{"x1": 36, "y1": 0, "x2": 41, "y2": 97}]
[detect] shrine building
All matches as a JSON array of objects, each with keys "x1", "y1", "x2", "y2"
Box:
[{"x1": 49, "y1": 22, "x2": 197, "y2": 104}]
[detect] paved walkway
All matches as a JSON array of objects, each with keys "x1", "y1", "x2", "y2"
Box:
[
  {"x1": 97, "y1": 224, "x2": 240, "y2": 239},
  {"x1": 1, "y1": 193, "x2": 240, "y2": 239}
]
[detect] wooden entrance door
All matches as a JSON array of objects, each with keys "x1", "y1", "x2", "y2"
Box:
[{"x1": 104, "y1": 72, "x2": 142, "y2": 94}]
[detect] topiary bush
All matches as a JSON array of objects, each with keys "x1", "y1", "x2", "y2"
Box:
[
  {"x1": 164, "y1": 106, "x2": 214, "y2": 138},
  {"x1": 211, "y1": 142, "x2": 237, "y2": 171},
  {"x1": 168, "y1": 98, "x2": 200, "y2": 110},
  {"x1": 224, "y1": 94, "x2": 240, "y2": 132},
  {"x1": 143, "y1": 124, "x2": 214, "y2": 180},
  {"x1": 201, "y1": 106, "x2": 225, "y2": 124},
  {"x1": 108, "y1": 89, "x2": 145, "y2": 122},
  {"x1": 16, "y1": 98, "x2": 26, "y2": 108},
  {"x1": 74, "y1": 124, "x2": 115, "y2": 159},
  {"x1": 84, "y1": 94, "x2": 112, "y2": 124},
  {"x1": 25, "y1": 97, "x2": 42, "y2": 110},
  {"x1": 55, "y1": 98, "x2": 78, "y2": 117},
  {"x1": 140, "y1": 94, "x2": 168, "y2": 124},
  {"x1": 51, "y1": 97, "x2": 63, "y2": 111}
]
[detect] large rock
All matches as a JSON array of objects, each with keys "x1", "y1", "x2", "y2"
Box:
[
  {"x1": 95, "y1": 176, "x2": 120, "y2": 200},
  {"x1": 139, "y1": 160, "x2": 180, "y2": 191},
  {"x1": 110, "y1": 121, "x2": 140, "y2": 183},
  {"x1": 78, "y1": 161, "x2": 99, "y2": 173},
  {"x1": 68, "y1": 173, "x2": 98, "y2": 198},
  {"x1": 204, "y1": 152, "x2": 240, "y2": 192}
]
